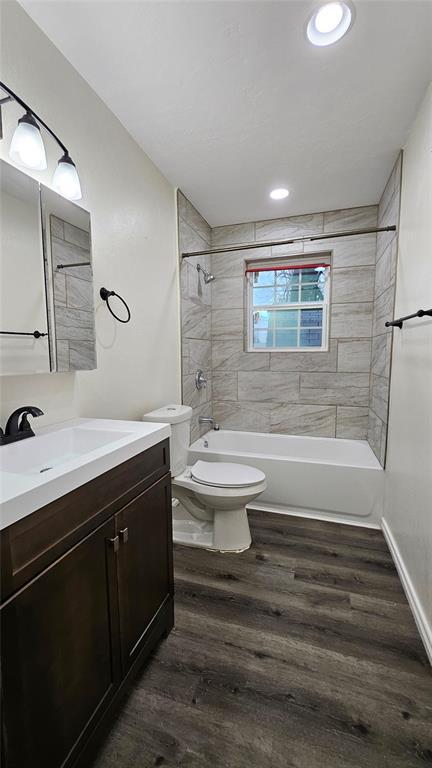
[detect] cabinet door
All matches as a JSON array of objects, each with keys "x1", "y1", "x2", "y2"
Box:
[
  {"x1": 1, "y1": 518, "x2": 119, "y2": 768},
  {"x1": 116, "y1": 474, "x2": 173, "y2": 673}
]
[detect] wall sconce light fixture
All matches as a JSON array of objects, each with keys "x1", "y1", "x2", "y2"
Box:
[{"x1": 0, "y1": 80, "x2": 82, "y2": 200}]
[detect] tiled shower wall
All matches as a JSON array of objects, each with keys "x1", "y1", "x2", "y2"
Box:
[
  {"x1": 368, "y1": 154, "x2": 402, "y2": 464},
  {"x1": 178, "y1": 191, "x2": 213, "y2": 442},
  {"x1": 210, "y1": 206, "x2": 378, "y2": 440},
  {"x1": 179, "y1": 171, "x2": 401, "y2": 465}
]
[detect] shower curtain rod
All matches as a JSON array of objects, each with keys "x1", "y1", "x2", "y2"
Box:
[{"x1": 181, "y1": 225, "x2": 396, "y2": 258}]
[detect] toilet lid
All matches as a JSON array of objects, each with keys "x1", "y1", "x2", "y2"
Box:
[{"x1": 191, "y1": 460, "x2": 265, "y2": 489}]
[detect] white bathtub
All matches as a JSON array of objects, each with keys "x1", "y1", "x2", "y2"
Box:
[{"x1": 188, "y1": 430, "x2": 384, "y2": 527}]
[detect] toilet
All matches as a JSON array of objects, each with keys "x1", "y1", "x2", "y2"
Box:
[{"x1": 142, "y1": 405, "x2": 266, "y2": 552}]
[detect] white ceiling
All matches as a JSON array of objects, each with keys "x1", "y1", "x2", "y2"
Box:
[{"x1": 20, "y1": 1, "x2": 432, "y2": 226}]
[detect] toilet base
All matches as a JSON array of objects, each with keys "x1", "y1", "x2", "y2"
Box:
[{"x1": 172, "y1": 500, "x2": 251, "y2": 553}]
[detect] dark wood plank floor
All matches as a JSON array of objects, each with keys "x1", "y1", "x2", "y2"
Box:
[{"x1": 93, "y1": 511, "x2": 432, "y2": 768}]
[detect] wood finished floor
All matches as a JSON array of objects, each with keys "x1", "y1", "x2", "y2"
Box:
[{"x1": 94, "y1": 511, "x2": 432, "y2": 768}]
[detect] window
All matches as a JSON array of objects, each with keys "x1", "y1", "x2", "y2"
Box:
[{"x1": 247, "y1": 260, "x2": 330, "y2": 351}]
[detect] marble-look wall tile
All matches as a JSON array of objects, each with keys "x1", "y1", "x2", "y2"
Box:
[
  {"x1": 51, "y1": 237, "x2": 92, "y2": 281},
  {"x1": 372, "y1": 285, "x2": 395, "y2": 336},
  {"x1": 270, "y1": 404, "x2": 336, "y2": 437},
  {"x1": 185, "y1": 338, "x2": 211, "y2": 375},
  {"x1": 212, "y1": 222, "x2": 255, "y2": 247},
  {"x1": 211, "y1": 247, "x2": 269, "y2": 278},
  {"x1": 177, "y1": 190, "x2": 188, "y2": 221},
  {"x1": 213, "y1": 401, "x2": 271, "y2": 432},
  {"x1": 323, "y1": 206, "x2": 378, "y2": 232},
  {"x1": 56, "y1": 339, "x2": 69, "y2": 372},
  {"x1": 66, "y1": 275, "x2": 94, "y2": 311},
  {"x1": 212, "y1": 339, "x2": 269, "y2": 371},
  {"x1": 304, "y1": 233, "x2": 377, "y2": 268},
  {"x1": 69, "y1": 340, "x2": 97, "y2": 371},
  {"x1": 182, "y1": 374, "x2": 212, "y2": 410},
  {"x1": 54, "y1": 272, "x2": 66, "y2": 306},
  {"x1": 300, "y1": 372, "x2": 370, "y2": 406},
  {"x1": 212, "y1": 309, "x2": 244, "y2": 339},
  {"x1": 330, "y1": 303, "x2": 373, "y2": 338},
  {"x1": 271, "y1": 243, "x2": 305, "y2": 258},
  {"x1": 368, "y1": 410, "x2": 385, "y2": 462},
  {"x1": 331, "y1": 266, "x2": 375, "y2": 303},
  {"x1": 371, "y1": 333, "x2": 391, "y2": 378},
  {"x1": 211, "y1": 277, "x2": 244, "y2": 309},
  {"x1": 270, "y1": 344, "x2": 337, "y2": 372},
  {"x1": 255, "y1": 213, "x2": 323, "y2": 242},
  {"x1": 212, "y1": 371, "x2": 238, "y2": 401},
  {"x1": 178, "y1": 218, "x2": 208, "y2": 255},
  {"x1": 374, "y1": 237, "x2": 397, "y2": 299},
  {"x1": 63, "y1": 221, "x2": 90, "y2": 250},
  {"x1": 182, "y1": 298, "x2": 211, "y2": 340},
  {"x1": 370, "y1": 374, "x2": 390, "y2": 423},
  {"x1": 336, "y1": 407, "x2": 369, "y2": 439},
  {"x1": 55, "y1": 307, "x2": 95, "y2": 342},
  {"x1": 190, "y1": 403, "x2": 214, "y2": 442},
  {"x1": 337, "y1": 339, "x2": 371, "y2": 372},
  {"x1": 185, "y1": 201, "x2": 212, "y2": 245},
  {"x1": 238, "y1": 371, "x2": 300, "y2": 403},
  {"x1": 50, "y1": 215, "x2": 64, "y2": 240}
]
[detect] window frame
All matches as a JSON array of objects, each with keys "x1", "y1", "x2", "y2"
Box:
[{"x1": 246, "y1": 257, "x2": 331, "y2": 353}]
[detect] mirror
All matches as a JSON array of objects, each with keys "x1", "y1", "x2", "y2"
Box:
[
  {"x1": 0, "y1": 161, "x2": 50, "y2": 374},
  {"x1": 0, "y1": 160, "x2": 97, "y2": 374},
  {"x1": 41, "y1": 186, "x2": 96, "y2": 372}
]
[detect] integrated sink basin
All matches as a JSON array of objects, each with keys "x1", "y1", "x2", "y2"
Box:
[
  {"x1": 1, "y1": 426, "x2": 134, "y2": 475},
  {"x1": 0, "y1": 417, "x2": 171, "y2": 530}
]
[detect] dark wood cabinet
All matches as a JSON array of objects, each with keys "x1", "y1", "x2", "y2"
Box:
[
  {"x1": 116, "y1": 475, "x2": 173, "y2": 673},
  {"x1": 0, "y1": 440, "x2": 173, "y2": 768}
]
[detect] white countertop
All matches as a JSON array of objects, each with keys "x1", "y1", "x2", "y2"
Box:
[{"x1": 0, "y1": 418, "x2": 171, "y2": 530}]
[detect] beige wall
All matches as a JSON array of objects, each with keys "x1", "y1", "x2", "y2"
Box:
[
  {"x1": 0, "y1": 1, "x2": 181, "y2": 426},
  {"x1": 383, "y1": 84, "x2": 432, "y2": 661}
]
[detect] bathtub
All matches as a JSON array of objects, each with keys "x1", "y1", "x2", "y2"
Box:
[{"x1": 188, "y1": 430, "x2": 384, "y2": 527}]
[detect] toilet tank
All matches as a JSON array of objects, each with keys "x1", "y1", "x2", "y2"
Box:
[{"x1": 142, "y1": 404, "x2": 192, "y2": 477}]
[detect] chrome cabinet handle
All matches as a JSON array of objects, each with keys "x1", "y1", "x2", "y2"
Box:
[
  {"x1": 119, "y1": 527, "x2": 129, "y2": 544},
  {"x1": 108, "y1": 535, "x2": 119, "y2": 553}
]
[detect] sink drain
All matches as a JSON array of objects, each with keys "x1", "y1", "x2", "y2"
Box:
[{"x1": 39, "y1": 466, "x2": 53, "y2": 473}]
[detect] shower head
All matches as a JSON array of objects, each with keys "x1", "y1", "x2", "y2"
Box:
[{"x1": 197, "y1": 263, "x2": 215, "y2": 284}]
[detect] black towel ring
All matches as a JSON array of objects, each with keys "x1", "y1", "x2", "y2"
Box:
[{"x1": 100, "y1": 287, "x2": 131, "y2": 324}]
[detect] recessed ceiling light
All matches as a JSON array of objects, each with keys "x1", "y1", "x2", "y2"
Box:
[
  {"x1": 306, "y1": 2, "x2": 355, "y2": 46},
  {"x1": 270, "y1": 188, "x2": 289, "y2": 200}
]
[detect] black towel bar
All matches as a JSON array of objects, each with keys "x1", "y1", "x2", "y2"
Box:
[
  {"x1": 0, "y1": 330, "x2": 47, "y2": 338},
  {"x1": 385, "y1": 308, "x2": 432, "y2": 329}
]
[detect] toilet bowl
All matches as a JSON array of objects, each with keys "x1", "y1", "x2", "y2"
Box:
[{"x1": 142, "y1": 405, "x2": 266, "y2": 552}]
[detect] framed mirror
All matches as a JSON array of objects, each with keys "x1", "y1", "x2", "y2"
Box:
[
  {"x1": 0, "y1": 160, "x2": 97, "y2": 374},
  {"x1": 41, "y1": 186, "x2": 96, "y2": 372}
]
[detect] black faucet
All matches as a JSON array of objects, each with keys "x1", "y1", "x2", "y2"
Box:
[{"x1": 0, "y1": 406, "x2": 44, "y2": 446}]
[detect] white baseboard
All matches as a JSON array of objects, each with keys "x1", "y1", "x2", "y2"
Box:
[
  {"x1": 247, "y1": 501, "x2": 380, "y2": 529},
  {"x1": 381, "y1": 517, "x2": 432, "y2": 666}
]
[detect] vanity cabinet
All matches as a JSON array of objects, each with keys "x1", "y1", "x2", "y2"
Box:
[{"x1": 0, "y1": 439, "x2": 174, "y2": 768}]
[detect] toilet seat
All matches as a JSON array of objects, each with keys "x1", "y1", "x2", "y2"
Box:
[{"x1": 191, "y1": 460, "x2": 265, "y2": 489}]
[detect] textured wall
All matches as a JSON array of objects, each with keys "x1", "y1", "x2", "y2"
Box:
[
  {"x1": 210, "y1": 206, "x2": 378, "y2": 439},
  {"x1": 178, "y1": 191, "x2": 213, "y2": 441},
  {"x1": 368, "y1": 155, "x2": 402, "y2": 464}
]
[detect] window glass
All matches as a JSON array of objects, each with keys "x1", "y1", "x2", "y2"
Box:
[{"x1": 248, "y1": 263, "x2": 329, "y2": 351}]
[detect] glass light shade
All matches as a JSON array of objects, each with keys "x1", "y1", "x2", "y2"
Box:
[
  {"x1": 9, "y1": 112, "x2": 47, "y2": 170},
  {"x1": 52, "y1": 154, "x2": 82, "y2": 200},
  {"x1": 306, "y1": 1, "x2": 354, "y2": 46}
]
